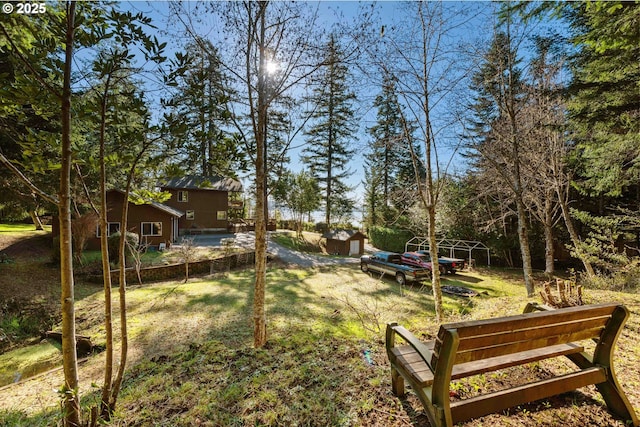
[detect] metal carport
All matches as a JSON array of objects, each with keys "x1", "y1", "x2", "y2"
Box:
[{"x1": 404, "y1": 237, "x2": 491, "y2": 267}]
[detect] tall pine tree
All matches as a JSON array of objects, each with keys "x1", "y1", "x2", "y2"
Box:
[
  {"x1": 302, "y1": 34, "x2": 356, "y2": 227},
  {"x1": 165, "y1": 39, "x2": 243, "y2": 178},
  {"x1": 567, "y1": 1, "x2": 639, "y2": 199},
  {"x1": 467, "y1": 27, "x2": 536, "y2": 296},
  {"x1": 365, "y1": 73, "x2": 403, "y2": 226},
  {"x1": 364, "y1": 72, "x2": 424, "y2": 228}
]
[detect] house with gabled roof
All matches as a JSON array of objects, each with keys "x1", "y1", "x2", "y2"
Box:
[
  {"x1": 87, "y1": 189, "x2": 184, "y2": 250},
  {"x1": 159, "y1": 175, "x2": 243, "y2": 235}
]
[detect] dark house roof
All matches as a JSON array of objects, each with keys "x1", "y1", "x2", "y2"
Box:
[
  {"x1": 149, "y1": 201, "x2": 184, "y2": 217},
  {"x1": 160, "y1": 175, "x2": 243, "y2": 192},
  {"x1": 322, "y1": 229, "x2": 366, "y2": 241},
  {"x1": 108, "y1": 189, "x2": 184, "y2": 218}
]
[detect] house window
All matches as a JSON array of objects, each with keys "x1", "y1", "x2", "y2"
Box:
[
  {"x1": 96, "y1": 222, "x2": 120, "y2": 237},
  {"x1": 141, "y1": 222, "x2": 162, "y2": 237},
  {"x1": 178, "y1": 191, "x2": 188, "y2": 202},
  {"x1": 186, "y1": 210, "x2": 195, "y2": 220},
  {"x1": 217, "y1": 210, "x2": 227, "y2": 220}
]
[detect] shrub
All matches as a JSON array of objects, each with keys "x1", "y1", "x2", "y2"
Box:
[
  {"x1": 108, "y1": 231, "x2": 139, "y2": 263},
  {"x1": 368, "y1": 226, "x2": 414, "y2": 253},
  {"x1": 581, "y1": 258, "x2": 640, "y2": 291},
  {"x1": 314, "y1": 222, "x2": 328, "y2": 233}
]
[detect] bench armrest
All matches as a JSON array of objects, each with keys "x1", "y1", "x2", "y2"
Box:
[{"x1": 386, "y1": 323, "x2": 436, "y2": 371}]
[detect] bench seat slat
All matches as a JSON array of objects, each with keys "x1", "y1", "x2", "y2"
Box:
[
  {"x1": 391, "y1": 346, "x2": 434, "y2": 386},
  {"x1": 449, "y1": 367, "x2": 607, "y2": 424},
  {"x1": 391, "y1": 342, "x2": 584, "y2": 387}
]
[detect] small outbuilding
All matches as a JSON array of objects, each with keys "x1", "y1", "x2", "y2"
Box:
[{"x1": 322, "y1": 229, "x2": 366, "y2": 256}]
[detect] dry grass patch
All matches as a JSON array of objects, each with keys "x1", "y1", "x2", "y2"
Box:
[
  {"x1": 271, "y1": 230, "x2": 324, "y2": 253},
  {"x1": 0, "y1": 263, "x2": 638, "y2": 426}
]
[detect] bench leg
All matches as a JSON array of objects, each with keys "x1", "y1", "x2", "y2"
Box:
[
  {"x1": 391, "y1": 367, "x2": 405, "y2": 397},
  {"x1": 596, "y1": 379, "x2": 639, "y2": 426}
]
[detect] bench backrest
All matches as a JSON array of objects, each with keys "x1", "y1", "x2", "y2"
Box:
[{"x1": 432, "y1": 303, "x2": 626, "y2": 367}]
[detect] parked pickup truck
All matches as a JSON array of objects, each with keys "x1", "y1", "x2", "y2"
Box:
[
  {"x1": 401, "y1": 251, "x2": 442, "y2": 274},
  {"x1": 415, "y1": 250, "x2": 465, "y2": 274},
  {"x1": 360, "y1": 251, "x2": 431, "y2": 285}
]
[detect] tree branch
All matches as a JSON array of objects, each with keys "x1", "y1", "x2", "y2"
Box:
[{"x1": 0, "y1": 152, "x2": 59, "y2": 205}]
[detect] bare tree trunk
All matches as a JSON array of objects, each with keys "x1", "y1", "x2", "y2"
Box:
[
  {"x1": 60, "y1": 2, "x2": 80, "y2": 425},
  {"x1": 205, "y1": 0, "x2": 321, "y2": 347},
  {"x1": 504, "y1": 16, "x2": 535, "y2": 297},
  {"x1": 296, "y1": 212, "x2": 303, "y2": 239},
  {"x1": 97, "y1": 76, "x2": 114, "y2": 420},
  {"x1": 108, "y1": 132, "x2": 157, "y2": 416},
  {"x1": 252, "y1": 2, "x2": 268, "y2": 348},
  {"x1": 401, "y1": 101, "x2": 444, "y2": 323},
  {"x1": 543, "y1": 196, "x2": 555, "y2": 277},
  {"x1": 515, "y1": 197, "x2": 535, "y2": 296},
  {"x1": 543, "y1": 221, "x2": 555, "y2": 277},
  {"x1": 30, "y1": 210, "x2": 44, "y2": 230},
  {"x1": 557, "y1": 192, "x2": 596, "y2": 277},
  {"x1": 254, "y1": 172, "x2": 268, "y2": 347},
  {"x1": 426, "y1": 204, "x2": 444, "y2": 323},
  {"x1": 109, "y1": 185, "x2": 130, "y2": 413}
]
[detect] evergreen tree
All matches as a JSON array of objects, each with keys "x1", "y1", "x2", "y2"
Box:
[
  {"x1": 165, "y1": 39, "x2": 243, "y2": 178},
  {"x1": 563, "y1": 1, "x2": 640, "y2": 271},
  {"x1": 302, "y1": 34, "x2": 356, "y2": 227},
  {"x1": 516, "y1": 1, "x2": 639, "y2": 269},
  {"x1": 365, "y1": 74, "x2": 421, "y2": 226},
  {"x1": 362, "y1": 166, "x2": 383, "y2": 229},
  {"x1": 466, "y1": 26, "x2": 536, "y2": 296},
  {"x1": 567, "y1": 1, "x2": 639, "y2": 199}
]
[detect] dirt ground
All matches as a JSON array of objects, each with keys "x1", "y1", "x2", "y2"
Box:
[{"x1": 0, "y1": 232, "x2": 51, "y2": 260}]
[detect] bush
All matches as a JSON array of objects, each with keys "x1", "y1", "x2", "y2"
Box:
[
  {"x1": 314, "y1": 222, "x2": 328, "y2": 233},
  {"x1": 581, "y1": 258, "x2": 640, "y2": 291},
  {"x1": 368, "y1": 226, "x2": 414, "y2": 253},
  {"x1": 314, "y1": 222, "x2": 356, "y2": 234},
  {"x1": 108, "y1": 231, "x2": 139, "y2": 262},
  {"x1": 278, "y1": 219, "x2": 296, "y2": 231}
]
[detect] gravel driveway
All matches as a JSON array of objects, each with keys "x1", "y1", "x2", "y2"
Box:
[{"x1": 182, "y1": 232, "x2": 360, "y2": 268}]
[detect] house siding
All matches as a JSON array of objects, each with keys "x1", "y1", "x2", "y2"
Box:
[
  {"x1": 163, "y1": 188, "x2": 229, "y2": 233},
  {"x1": 87, "y1": 191, "x2": 178, "y2": 249}
]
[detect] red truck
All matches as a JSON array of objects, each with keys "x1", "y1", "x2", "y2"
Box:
[{"x1": 403, "y1": 251, "x2": 465, "y2": 274}]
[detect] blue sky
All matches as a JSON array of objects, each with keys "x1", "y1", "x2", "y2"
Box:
[{"x1": 117, "y1": 1, "x2": 554, "y2": 224}]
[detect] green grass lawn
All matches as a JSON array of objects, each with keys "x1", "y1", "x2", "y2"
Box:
[
  {"x1": 1, "y1": 266, "x2": 638, "y2": 426},
  {"x1": 0, "y1": 223, "x2": 51, "y2": 233},
  {"x1": 271, "y1": 230, "x2": 324, "y2": 253}
]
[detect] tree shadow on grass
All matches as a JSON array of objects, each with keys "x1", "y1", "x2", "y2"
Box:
[
  {"x1": 394, "y1": 388, "x2": 624, "y2": 427},
  {"x1": 447, "y1": 272, "x2": 482, "y2": 284},
  {"x1": 440, "y1": 276, "x2": 498, "y2": 297}
]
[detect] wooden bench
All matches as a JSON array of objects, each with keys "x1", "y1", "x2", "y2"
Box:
[{"x1": 386, "y1": 303, "x2": 639, "y2": 427}]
